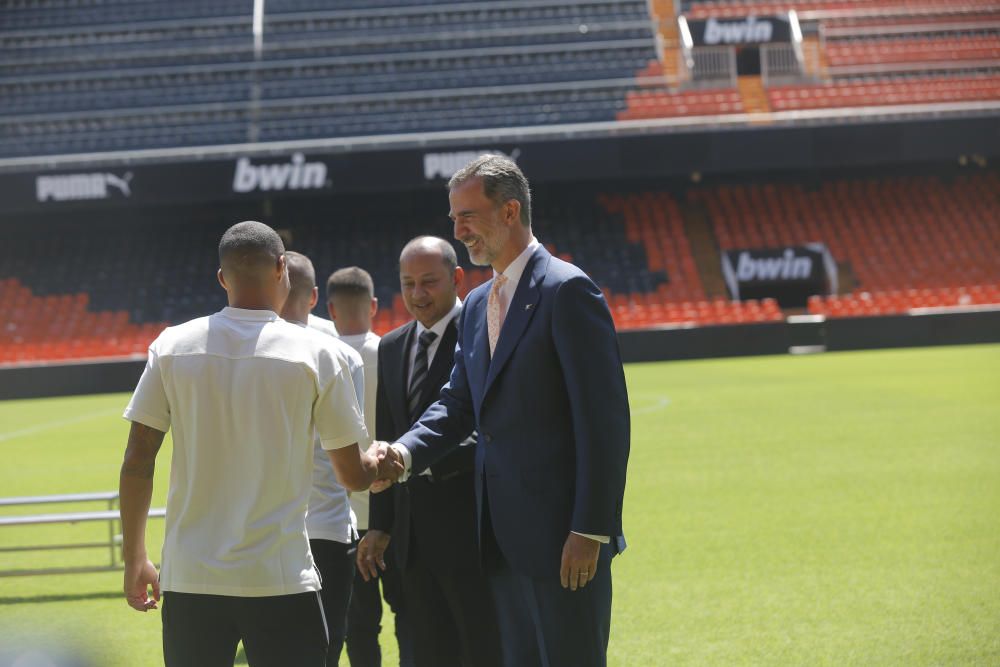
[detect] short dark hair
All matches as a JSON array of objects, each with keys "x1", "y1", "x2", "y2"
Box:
[
  {"x1": 399, "y1": 236, "x2": 458, "y2": 275},
  {"x1": 218, "y1": 220, "x2": 285, "y2": 269},
  {"x1": 283, "y1": 251, "x2": 316, "y2": 303},
  {"x1": 447, "y1": 154, "x2": 532, "y2": 227},
  {"x1": 327, "y1": 267, "x2": 374, "y2": 302}
]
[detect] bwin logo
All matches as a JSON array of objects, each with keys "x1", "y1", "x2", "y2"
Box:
[
  {"x1": 423, "y1": 149, "x2": 522, "y2": 180},
  {"x1": 36, "y1": 172, "x2": 132, "y2": 202},
  {"x1": 736, "y1": 249, "x2": 812, "y2": 281},
  {"x1": 704, "y1": 16, "x2": 773, "y2": 45},
  {"x1": 232, "y1": 153, "x2": 328, "y2": 193}
]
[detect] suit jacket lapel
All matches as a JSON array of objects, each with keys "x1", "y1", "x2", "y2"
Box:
[
  {"x1": 392, "y1": 321, "x2": 417, "y2": 430},
  {"x1": 483, "y1": 246, "x2": 549, "y2": 396},
  {"x1": 467, "y1": 293, "x2": 491, "y2": 404}
]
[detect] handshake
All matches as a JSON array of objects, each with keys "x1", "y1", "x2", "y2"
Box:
[{"x1": 366, "y1": 441, "x2": 405, "y2": 493}]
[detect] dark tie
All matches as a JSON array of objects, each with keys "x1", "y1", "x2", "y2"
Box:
[{"x1": 408, "y1": 330, "x2": 438, "y2": 424}]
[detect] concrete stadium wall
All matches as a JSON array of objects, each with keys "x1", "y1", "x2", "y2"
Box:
[
  {"x1": 617, "y1": 309, "x2": 1000, "y2": 363},
  {"x1": 2, "y1": 310, "x2": 997, "y2": 400}
]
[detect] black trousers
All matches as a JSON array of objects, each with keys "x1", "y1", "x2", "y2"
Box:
[
  {"x1": 161, "y1": 590, "x2": 328, "y2": 667},
  {"x1": 311, "y1": 538, "x2": 357, "y2": 667},
  {"x1": 404, "y1": 475, "x2": 502, "y2": 667},
  {"x1": 345, "y1": 529, "x2": 414, "y2": 667}
]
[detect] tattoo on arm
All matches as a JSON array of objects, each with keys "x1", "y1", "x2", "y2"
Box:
[{"x1": 121, "y1": 422, "x2": 166, "y2": 479}]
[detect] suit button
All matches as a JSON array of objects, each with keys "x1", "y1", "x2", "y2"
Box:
[{"x1": 484, "y1": 433, "x2": 493, "y2": 443}]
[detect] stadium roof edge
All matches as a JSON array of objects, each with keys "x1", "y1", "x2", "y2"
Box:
[{"x1": 0, "y1": 101, "x2": 997, "y2": 174}]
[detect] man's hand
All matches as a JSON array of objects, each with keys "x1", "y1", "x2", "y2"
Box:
[
  {"x1": 370, "y1": 441, "x2": 404, "y2": 493},
  {"x1": 560, "y1": 532, "x2": 600, "y2": 591},
  {"x1": 356, "y1": 529, "x2": 391, "y2": 582},
  {"x1": 124, "y1": 557, "x2": 160, "y2": 612}
]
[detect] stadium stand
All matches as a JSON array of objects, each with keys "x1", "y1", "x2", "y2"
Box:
[
  {"x1": 689, "y1": 171, "x2": 1000, "y2": 315},
  {"x1": 1, "y1": 0, "x2": 998, "y2": 365},
  {"x1": 3, "y1": 169, "x2": 996, "y2": 365},
  {"x1": 682, "y1": 1, "x2": 1000, "y2": 19},
  {"x1": 617, "y1": 0, "x2": 1000, "y2": 120},
  {"x1": 4, "y1": 0, "x2": 997, "y2": 154},
  {"x1": 768, "y1": 75, "x2": 1000, "y2": 110},
  {"x1": 0, "y1": 0, "x2": 663, "y2": 157}
]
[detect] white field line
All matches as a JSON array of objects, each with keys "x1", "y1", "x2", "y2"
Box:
[
  {"x1": 632, "y1": 396, "x2": 671, "y2": 415},
  {"x1": 0, "y1": 409, "x2": 121, "y2": 443}
]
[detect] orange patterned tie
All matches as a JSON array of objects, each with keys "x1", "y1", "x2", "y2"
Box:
[{"x1": 487, "y1": 274, "x2": 508, "y2": 356}]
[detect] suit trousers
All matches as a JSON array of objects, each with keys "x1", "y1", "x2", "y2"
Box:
[
  {"x1": 403, "y1": 476, "x2": 502, "y2": 667},
  {"x1": 481, "y1": 491, "x2": 613, "y2": 667},
  {"x1": 310, "y1": 538, "x2": 356, "y2": 666},
  {"x1": 161, "y1": 590, "x2": 328, "y2": 667},
  {"x1": 345, "y1": 530, "x2": 415, "y2": 667}
]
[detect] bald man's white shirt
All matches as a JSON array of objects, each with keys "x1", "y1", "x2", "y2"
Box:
[
  {"x1": 309, "y1": 313, "x2": 339, "y2": 337},
  {"x1": 123, "y1": 307, "x2": 368, "y2": 597}
]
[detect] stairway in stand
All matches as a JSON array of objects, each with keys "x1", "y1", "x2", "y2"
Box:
[
  {"x1": 681, "y1": 202, "x2": 729, "y2": 300},
  {"x1": 649, "y1": 0, "x2": 683, "y2": 86},
  {"x1": 738, "y1": 75, "x2": 772, "y2": 117}
]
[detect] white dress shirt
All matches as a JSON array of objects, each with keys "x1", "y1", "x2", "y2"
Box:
[
  {"x1": 409, "y1": 298, "x2": 463, "y2": 380},
  {"x1": 491, "y1": 237, "x2": 541, "y2": 331}
]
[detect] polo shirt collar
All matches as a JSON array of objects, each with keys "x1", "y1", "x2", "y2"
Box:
[{"x1": 221, "y1": 307, "x2": 280, "y2": 321}]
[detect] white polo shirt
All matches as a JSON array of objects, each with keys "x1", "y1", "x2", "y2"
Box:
[
  {"x1": 123, "y1": 307, "x2": 368, "y2": 597},
  {"x1": 338, "y1": 331, "x2": 380, "y2": 530},
  {"x1": 303, "y1": 320, "x2": 365, "y2": 544},
  {"x1": 308, "y1": 313, "x2": 339, "y2": 337}
]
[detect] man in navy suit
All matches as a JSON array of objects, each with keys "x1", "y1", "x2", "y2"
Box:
[{"x1": 376, "y1": 155, "x2": 630, "y2": 667}]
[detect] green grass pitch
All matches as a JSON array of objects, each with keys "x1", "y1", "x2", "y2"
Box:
[{"x1": 1, "y1": 344, "x2": 998, "y2": 665}]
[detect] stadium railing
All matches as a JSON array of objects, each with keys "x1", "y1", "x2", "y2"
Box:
[{"x1": 0, "y1": 491, "x2": 166, "y2": 577}]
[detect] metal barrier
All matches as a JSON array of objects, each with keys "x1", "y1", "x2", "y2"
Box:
[
  {"x1": 689, "y1": 45, "x2": 738, "y2": 87},
  {"x1": 0, "y1": 492, "x2": 165, "y2": 577},
  {"x1": 761, "y1": 43, "x2": 805, "y2": 87}
]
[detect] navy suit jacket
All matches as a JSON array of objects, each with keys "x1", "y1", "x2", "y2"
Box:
[{"x1": 398, "y1": 245, "x2": 630, "y2": 579}]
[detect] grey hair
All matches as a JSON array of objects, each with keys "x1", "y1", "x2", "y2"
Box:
[{"x1": 448, "y1": 154, "x2": 531, "y2": 227}]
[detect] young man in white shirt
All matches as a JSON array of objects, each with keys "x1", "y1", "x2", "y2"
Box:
[
  {"x1": 118, "y1": 221, "x2": 401, "y2": 667},
  {"x1": 326, "y1": 267, "x2": 415, "y2": 667},
  {"x1": 281, "y1": 251, "x2": 366, "y2": 667}
]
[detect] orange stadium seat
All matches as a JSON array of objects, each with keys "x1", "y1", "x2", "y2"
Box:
[
  {"x1": 0, "y1": 278, "x2": 168, "y2": 365},
  {"x1": 686, "y1": 0, "x2": 1000, "y2": 20}
]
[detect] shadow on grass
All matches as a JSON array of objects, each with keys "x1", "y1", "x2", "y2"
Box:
[{"x1": 0, "y1": 591, "x2": 122, "y2": 605}]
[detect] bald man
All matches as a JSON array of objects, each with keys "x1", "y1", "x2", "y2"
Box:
[
  {"x1": 281, "y1": 251, "x2": 366, "y2": 667},
  {"x1": 360, "y1": 236, "x2": 501, "y2": 667},
  {"x1": 119, "y1": 221, "x2": 402, "y2": 667}
]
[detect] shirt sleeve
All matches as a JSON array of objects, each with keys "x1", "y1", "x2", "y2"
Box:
[
  {"x1": 391, "y1": 443, "x2": 413, "y2": 482},
  {"x1": 350, "y1": 360, "x2": 366, "y2": 425},
  {"x1": 572, "y1": 531, "x2": 610, "y2": 544},
  {"x1": 315, "y1": 355, "x2": 370, "y2": 451},
  {"x1": 122, "y1": 347, "x2": 171, "y2": 433}
]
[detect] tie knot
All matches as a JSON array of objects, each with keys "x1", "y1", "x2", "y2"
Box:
[
  {"x1": 418, "y1": 330, "x2": 438, "y2": 349},
  {"x1": 492, "y1": 274, "x2": 508, "y2": 292}
]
